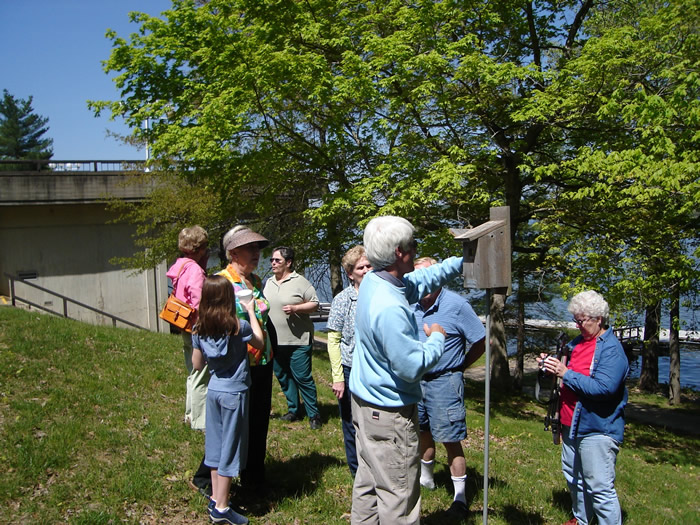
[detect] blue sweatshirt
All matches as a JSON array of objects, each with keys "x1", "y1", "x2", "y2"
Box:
[
  {"x1": 349, "y1": 256, "x2": 463, "y2": 407},
  {"x1": 564, "y1": 328, "x2": 629, "y2": 443}
]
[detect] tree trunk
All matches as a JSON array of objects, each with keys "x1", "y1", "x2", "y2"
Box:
[
  {"x1": 327, "y1": 215, "x2": 345, "y2": 298},
  {"x1": 639, "y1": 301, "x2": 660, "y2": 392},
  {"x1": 329, "y1": 252, "x2": 343, "y2": 298},
  {"x1": 668, "y1": 287, "x2": 681, "y2": 405},
  {"x1": 512, "y1": 275, "x2": 525, "y2": 390},
  {"x1": 490, "y1": 288, "x2": 511, "y2": 390}
]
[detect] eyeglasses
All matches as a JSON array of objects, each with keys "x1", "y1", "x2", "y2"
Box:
[
  {"x1": 270, "y1": 257, "x2": 285, "y2": 263},
  {"x1": 572, "y1": 317, "x2": 592, "y2": 326}
]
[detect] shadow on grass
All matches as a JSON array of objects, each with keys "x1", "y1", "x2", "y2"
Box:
[
  {"x1": 318, "y1": 400, "x2": 341, "y2": 423},
  {"x1": 466, "y1": 376, "x2": 700, "y2": 467},
  {"x1": 624, "y1": 422, "x2": 699, "y2": 467},
  {"x1": 464, "y1": 378, "x2": 541, "y2": 421},
  {"x1": 552, "y1": 488, "x2": 570, "y2": 513},
  {"x1": 423, "y1": 467, "x2": 513, "y2": 524},
  {"x1": 240, "y1": 451, "x2": 345, "y2": 514},
  {"x1": 499, "y1": 505, "x2": 547, "y2": 524}
]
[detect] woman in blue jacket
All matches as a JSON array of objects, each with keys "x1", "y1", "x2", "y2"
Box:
[{"x1": 540, "y1": 290, "x2": 629, "y2": 525}]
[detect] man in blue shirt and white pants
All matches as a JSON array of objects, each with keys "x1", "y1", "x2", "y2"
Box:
[
  {"x1": 349, "y1": 216, "x2": 464, "y2": 524},
  {"x1": 413, "y1": 257, "x2": 485, "y2": 519}
]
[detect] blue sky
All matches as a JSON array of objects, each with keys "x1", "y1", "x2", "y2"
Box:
[{"x1": 1, "y1": 0, "x2": 172, "y2": 160}]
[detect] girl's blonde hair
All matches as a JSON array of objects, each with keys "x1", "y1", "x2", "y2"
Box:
[{"x1": 195, "y1": 275, "x2": 239, "y2": 338}]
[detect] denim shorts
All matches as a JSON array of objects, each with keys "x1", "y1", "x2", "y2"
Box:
[
  {"x1": 205, "y1": 389, "x2": 249, "y2": 478},
  {"x1": 418, "y1": 371, "x2": 467, "y2": 442}
]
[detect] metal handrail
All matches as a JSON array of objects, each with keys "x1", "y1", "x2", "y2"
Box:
[
  {"x1": 0, "y1": 159, "x2": 145, "y2": 172},
  {"x1": 5, "y1": 273, "x2": 148, "y2": 331},
  {"x1": 613, "y1": 325, "x2": 644, "y2": 342},
  {"x1": 309, "y1": 302, "x2": 331, "y2": 323}
]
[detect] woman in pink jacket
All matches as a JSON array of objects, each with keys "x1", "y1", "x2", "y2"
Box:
[{"x1": 166, "y1": 225, "x2": 209, "y2": 430}]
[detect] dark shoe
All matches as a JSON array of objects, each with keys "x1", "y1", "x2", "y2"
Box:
[
  {"x1": 280, "y1": 411, "x2": 301, "y2": 422},
  {"x1": 209, "y1": 499, "x2": 235, "y2": 514},
  {"x1": 309, "y1": 415, "x2": 322, "y2": 430},
  {"x1": 189, "y1": 478, "x2": 213, "y2": 500},
  {"x1": 446, "y1": 500, "x2": 469, "y2": 519},
  {"x1": 210, "y1": 506, "x2": 248, "y2": 524}
]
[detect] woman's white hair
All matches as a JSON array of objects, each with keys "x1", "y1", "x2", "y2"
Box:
[
  {"x1": 568, "y1": 290, "x2": 609, "y2": 322},
  {"x1": 363, "y1": 216, "x2": 415, "y2": 270}
]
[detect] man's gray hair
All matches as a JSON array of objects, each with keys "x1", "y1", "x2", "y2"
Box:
[
  {"x1": 568, "y1": 290, "x2": 610, "y2": 323},
  {"x1": 363, "y1": 216, "x2": 415, "y2": 270}
]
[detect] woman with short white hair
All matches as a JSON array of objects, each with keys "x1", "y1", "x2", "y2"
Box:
[{"x1": 540, "y1": 290, "x2": 629, "y2": 525}]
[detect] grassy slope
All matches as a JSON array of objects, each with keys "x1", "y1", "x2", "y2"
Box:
[{"x1": 0, "y1": 307, "x2": 697, "y2": 524}]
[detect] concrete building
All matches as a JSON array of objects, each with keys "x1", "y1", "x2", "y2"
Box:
[{"x1": 0, "y1": 160, "x2": 170, "y2": 332}]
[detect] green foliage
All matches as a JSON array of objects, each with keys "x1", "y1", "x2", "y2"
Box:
[
  {"x1": 90, "y1": 0, "x2": 698, "y2": 323},
  {"x1": 533, "y1": 0, "x2": 700, "y2": 318},
  {"x1": 106, "y1": 167, "x2": 222, "y2": 269},
  {"x1": 0, "y1": 89, "x2": 53, "y2": 161}
]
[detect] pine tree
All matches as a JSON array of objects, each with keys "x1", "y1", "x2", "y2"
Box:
[{"x1": 0, "y1": 89, "x2": 53, "y2": 161}]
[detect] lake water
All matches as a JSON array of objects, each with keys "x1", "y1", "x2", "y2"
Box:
[
  {"x1": 316, "y1": 314, "x2": 700, "y2": 391},
  {"x1": 627, "y1": 347, "x2": 700, "y2": 391}
]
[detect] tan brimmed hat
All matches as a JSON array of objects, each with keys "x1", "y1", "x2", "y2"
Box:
[{"x1": 225, "y1": 228, "x2": 269, "y2": 251}]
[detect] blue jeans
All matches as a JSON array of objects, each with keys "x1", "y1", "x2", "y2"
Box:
[
  {"x1": 339, "y1": 365, "x2": 357, "y2": 476},
  {"x1": 561, "y1": 431, "x2": 622, "y2": 525}
]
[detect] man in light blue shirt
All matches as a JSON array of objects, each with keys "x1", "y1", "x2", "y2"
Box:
[{"x1": 349, "y1": 216, "x2": 463, "y2": 525}]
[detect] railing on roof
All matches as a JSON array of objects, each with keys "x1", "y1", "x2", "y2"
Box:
[{"x1": 0, "y1": 159, "x2": 146, "y2": 173}]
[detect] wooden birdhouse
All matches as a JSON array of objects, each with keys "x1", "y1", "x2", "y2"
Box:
[{"x1": 450, "y1": 206, "x2": 511, "y2": 290}]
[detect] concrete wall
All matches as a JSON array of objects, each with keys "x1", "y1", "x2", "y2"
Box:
[
  {"x1": 0, "y1": 172, "x2": 155, "y2": 204},
  {"x1": 0, "y1": 203, "x2": 170, "y2": 332}
]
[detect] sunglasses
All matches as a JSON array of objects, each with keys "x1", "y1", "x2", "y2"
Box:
[{"x1": 270, "y1": 257, "x2": 285, "y2": 263}]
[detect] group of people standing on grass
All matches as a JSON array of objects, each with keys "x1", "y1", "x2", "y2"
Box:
[
  {"x1": 168, "y1": 225, "x2": 322, "y2": 524},
  {"x1": 168, "y1": 216, "x2": 628, "y2": 525}
]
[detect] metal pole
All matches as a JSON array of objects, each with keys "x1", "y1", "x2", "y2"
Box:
[
  {"x1": 9, "y1": 276, "x2": 16, "y2": 306},
  {"x1": 483, "y1": 288, "x2": 491, "y2": 524}
]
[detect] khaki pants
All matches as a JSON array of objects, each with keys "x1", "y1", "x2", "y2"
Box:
[
  {"x1": 351, "y1": 395, "x2": 421, "y2": 525},
  {"x1": 182, "y1": 332, "x2": 209, "y2": 430}
]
